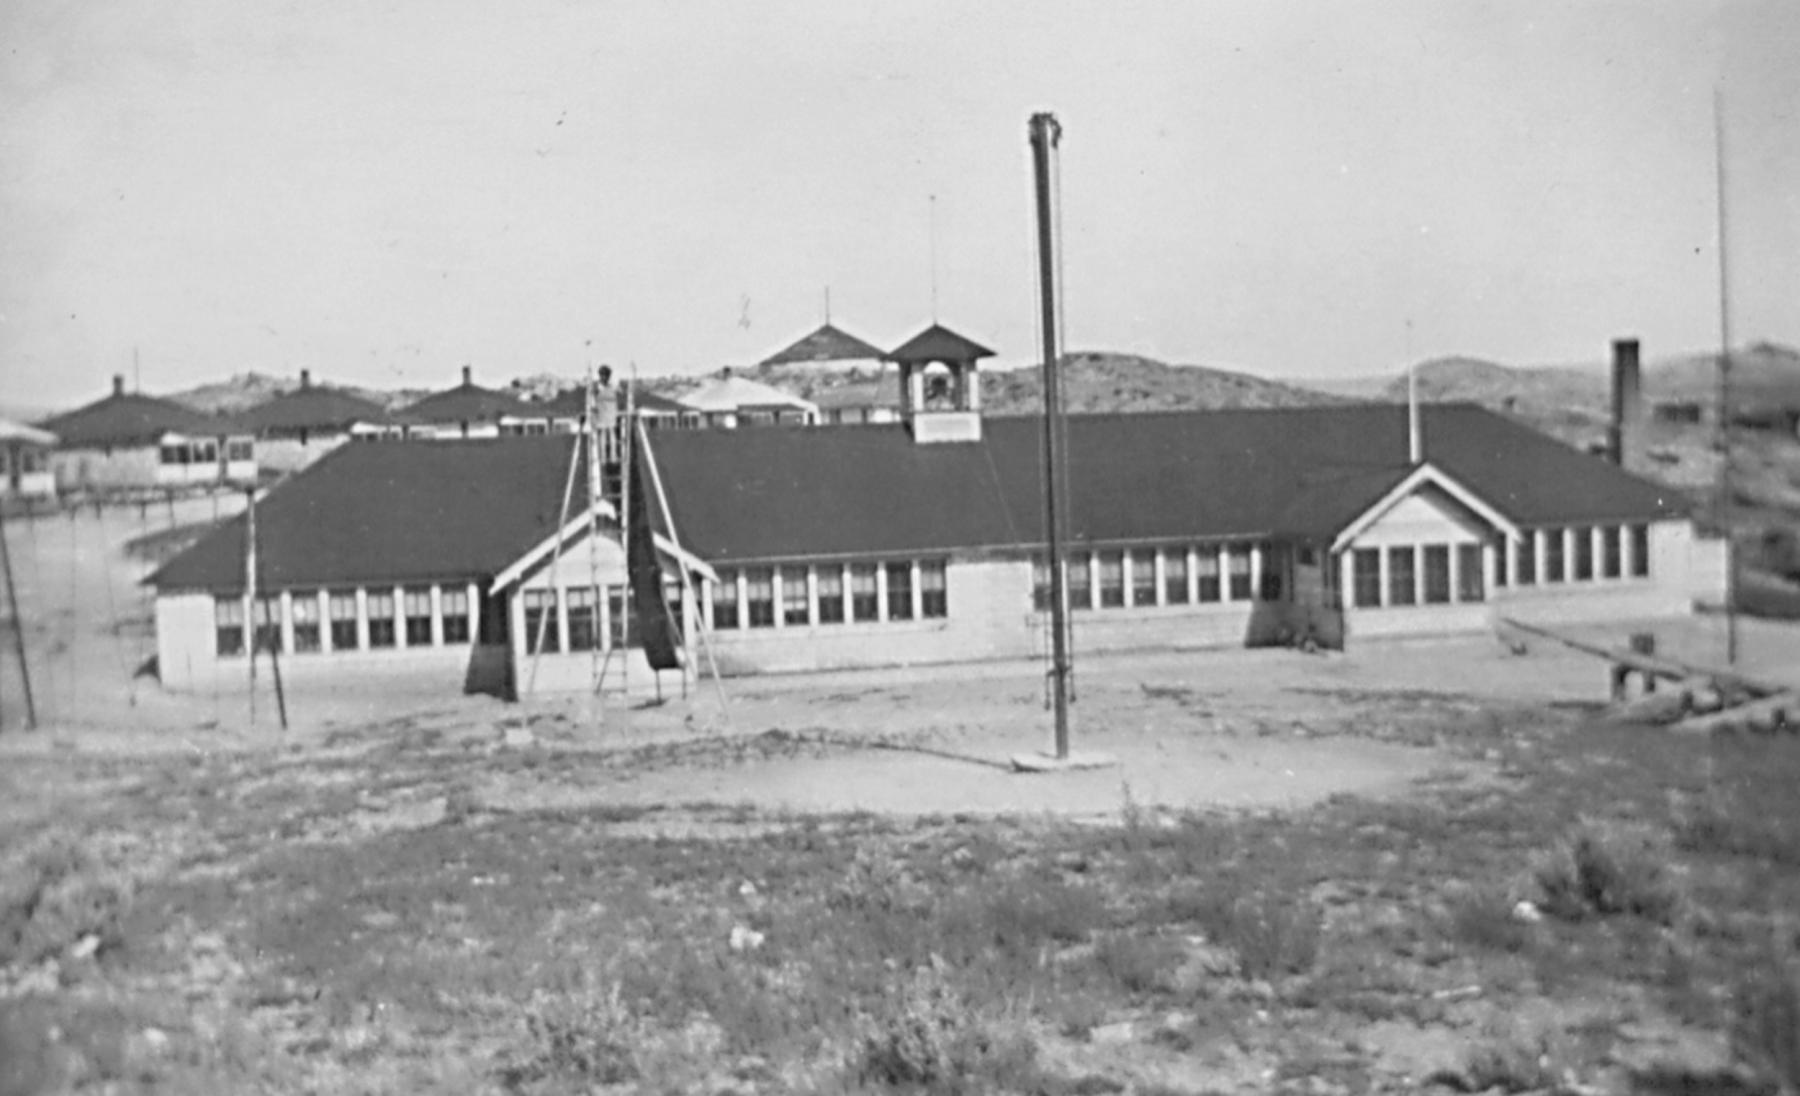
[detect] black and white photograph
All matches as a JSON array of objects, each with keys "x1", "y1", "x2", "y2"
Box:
[{"x1": 2, "y1": 2, "x2": 1799, "y2": 1092}]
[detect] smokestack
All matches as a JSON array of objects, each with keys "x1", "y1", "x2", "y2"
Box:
[
  {"x1": 461, "y1": 364, "x2": 473, "y2": 387},
  {"x1": 113, "y1": 375, "x2": 125, "y2": 397},
  {"x1": 299, "y1": 369, "x2": 311, "y2": 390},
  {"x1": 1610, "y1": 338, "x2": 1643, "y2": 468},
  {"x1": 1407, "y1": 362, "x2": 1422, "y2": 464}
]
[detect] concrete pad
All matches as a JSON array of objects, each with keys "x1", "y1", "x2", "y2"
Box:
[{"x1": 1009, "y1": 750, "x2": 1117, "y2": 773}]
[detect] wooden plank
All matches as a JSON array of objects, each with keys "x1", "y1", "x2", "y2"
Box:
[
  {"x1": 1499, "y1": 617, "x2": 1781, "y2": 698},
  {"x1": 1673, "y1": 692, "x2": 1799, "y2": 735}
]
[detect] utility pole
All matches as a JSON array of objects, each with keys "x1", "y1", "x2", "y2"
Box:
[
  {"x1": 1030, "y1": 111, "x2": 1072, "y2": 760},
  {"x1": 0, "y1": 508, "x2": 37, "y2": 730}
]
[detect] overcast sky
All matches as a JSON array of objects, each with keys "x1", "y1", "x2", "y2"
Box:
[{"x1": 3, "y1": 1, "x2": 1795, "y2": 409}]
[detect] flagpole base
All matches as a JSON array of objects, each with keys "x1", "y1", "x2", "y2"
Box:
[{"x1": 1010, "y1": 750, "x2": 1116, "y2": 773}]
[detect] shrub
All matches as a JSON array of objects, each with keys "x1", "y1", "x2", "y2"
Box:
[
  {"x1": 1444, "y1": 886, "x2": 1533, "y2": 954},
  {"x1": 852, "y1": 965, "x2": 1039, "y2": 1095},
  {"x1": 1533, "y1": 821, "x2": 1683, "y2": 925},
  {"x1": 0, "y1": 834, "x2": 136, "y2": 967},
  {"x1": 1459, "y1": 1032, "x2": 1560, "y2": 1094},
  {"x1": 1191, "y1": 891, "x2": 1321, "y2": 980},
  {"x1": 504, "y1": 977, "x2": 640, "y2": 1088},
  {"x1": 1733, "y1": 959, "x2": 1800, "y2": 1094},
  {"x1": 1091, "y1": 933, "x2": 1185, "y2": 997}
]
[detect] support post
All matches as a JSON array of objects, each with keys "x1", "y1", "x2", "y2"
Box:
[{"x1": 0, "y1": 508, "x2": 37, "y2": 730}]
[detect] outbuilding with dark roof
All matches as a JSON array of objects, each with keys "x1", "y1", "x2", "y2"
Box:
[{"x1": 39, "y1": 375, "x2": 257, "y2": 494}]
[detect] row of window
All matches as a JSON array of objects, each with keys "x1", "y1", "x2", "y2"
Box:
[
  {"x1": 215, "y1": 585, "x2": 483, "y2": 657},
  {"x1": 520, "y1": 586, "x2": 647, "y2": 655},
  {"x1": 1350, "y1": 543, "x2": 1486, "y2": 609},
  {"x1": 1033, "y1": 544, "x2": 1276, "y2": 612},
  {"x1": 1506, "y1": 524, "x2": 1650, "y2": 586},
  {"x1": 708, "y1": 560, "x2": 947, "y2": 629},
  {"x1": 161, "y1": 440, "x2": 253, "y2": 466}
]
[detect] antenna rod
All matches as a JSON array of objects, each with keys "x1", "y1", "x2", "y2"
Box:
[
  {"x1": 929, "y1": 194, "x2": 939, "y2": 322},
  {"x1": 1030, "y1": 112, "x2": 1071, "y2": 760},
  {"x1": 1714, "y1": 87, "x2": 1737, "y2": 665}
]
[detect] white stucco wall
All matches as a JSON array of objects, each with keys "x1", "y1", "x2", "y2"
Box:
[
  {"x1": 256, "y1": 434, "x2": 351, "y2": 474},
  {"x1": 1339, "y1": 486, "x2": 1496, "y2": 638}
]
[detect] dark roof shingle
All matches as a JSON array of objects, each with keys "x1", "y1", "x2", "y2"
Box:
[
  {"x1": 149, "y1": 436, "x2": 587, "y2": 593},
  {"x1": 887, "y1": 324, "x2": 996, "y2": 364},
  {"x1": 41, "y1": 392, "x2": 247, "y2": 449},
  {"x1": 241, "y1": 386, "x2": 388, "y2": 434},
  {"x1": 643, "y1": 404, "x2": 1688, "y2": 564},
  {"x1": 762, "y1": 323, "x2": 886, "y2": 365}
]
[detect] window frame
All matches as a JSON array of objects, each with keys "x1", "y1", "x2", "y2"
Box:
[
  {"x1": 403, "y1": 587, "x2": 433, "y2": 647},
  {"x1": 1422, "y1": 544, "x2": 1451, "y2": 604},
  {"x1": 566, "y1": 586, "x2": 598, "y2": 652},
  {"x1": 850, "y1": 563, "x2": 880, "y2": 622},
  {"x1": 884, "y1": 561, "x2": 914, "y2": 622},
  {"x1": 919, "y1": 559, "x2": 947, "y2": 619},
  {"x1": 1129, "y1": 549, "x2": 1157, "y2": 607},
  {"x1": 1601, "y1": 526, "x2": 1622, "y2": 579},
  {"x1": 329, "y1": 590, "x2": 359, "y2": 650},
  {"x1": 1542, "y1": 529, "x2": 1566, "y2": 583},
  {"x1": 1162, "y1": 549, "x2": 1189, "y2": 606},
  {"x1": 816, "y1": 566, "x2": 845, "y2": 624},
  {"x1": 440, "y1": 587, "x2": 470, "y2": 644},
  {"x1": 780, "y1": 566, "x2": 810, "y2": 627},
  {"x1": 1196, "y1": 548, "x2": 1221, "y2": 603},
  {"x1": 291, "y1": 592, "x2": 321, "y2": 653},
  {"x1": 215, "y1": 596, "x2": 245, "y2": 657},
  {"x1": 521, "y1": 589, "x2": 558, "y2": 653},
  {"x1": 1629, "y1": 524, "x2": 1651, "y2": 578},
  {"x1": 744, "y1": 568, "x2": 775, "y2": 628},
  {"x1": 1352, "y1": 547, "x2": 1382, "y2": 608},
  {"x1": 1387, "y1": 546, "x2": 1417, "y2": 607},
  {"x1": 711, "y1": 569, "x2": 740, "y2": 630},
  {"x1": 1226, "y1": 545, "x2": 1253, "y2": 601},
  {"x1": 1573, "y1": 525, "x2": 1595, "y2": 581},
  {"x1": 1066, "y1": 552, "x2": 1093, "y2": 611},
  {"x1": 1456, "y1": 543, "x2": 1485, "y2": 602}
]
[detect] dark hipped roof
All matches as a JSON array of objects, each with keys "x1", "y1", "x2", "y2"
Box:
[
  {"x1": 241, "y1": 385, "x2": 388, "y2": 434},
  {"x1": 148, "y1": 436, "x2": 588, "y2": 593},
  {"x1": 887, "y1": 324, "x2": 996, "y2": 364},
  {"x1": 40, "y1": 391, "x2": 247, "y2": 449},
  {"x1": 643, "y1": 404, "x2": 1688, "y2": 564},
  {"x1": 401, "y1": 380, "x2": 543, "y2": 425},
  {"x1": 762, "y1": 323, "x2": 886, "y2": 366}
]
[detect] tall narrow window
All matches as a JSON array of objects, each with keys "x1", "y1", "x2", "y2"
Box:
[
  {"x1": 1227, "y1": 545, "x2": 1253, "y2": 601},
  {"x1": 404, "y1": 587, "x2": 433, "y2": 646},
  {"x1": 1067, "y1": 553, "x2": 1092, "y2": 611},
  {"x1": 1601, "y1": 526, "x2": 1622, "y2": 579},
  {"x1": 215, "y1": 597, "x2": 245, "y2": 657},
  {"x1": 1352, "y1": 548, "x2": 1382, "y2": 608},
  {"x1": 1516, "y1": 535, "x2": 1537, "y2": 585},
  {"x1": 1543, "y1": 529, "x2": 1565, "y2": 583},
  {"x1": 1163, "y1": 549, "x2": 1189, "y2": 605},
  {"x1": 1457, "y1": 544, "x2": 1485, "y2": 601},
  {"x1": 367, "y1": 591, "x2": 397, "y2": 648},
  {"x1": 885, "y1": 561, "x2": 914, "y2": 621},
  {"x1": 1032, "y1": 557, "x2": 1053, "y2": 612},
  {"x1": 711, "y1": 570, "x2": 740, "y2": 630},
  {"x1": 253, "y1": 597, "x2": 282, "y2": 653},
  {"x1": 1493, "y1": 537, "x2": 1509, "y2": 587},
  {"x1": 329, "y1": 590, "x2": 359, "y2": 650},
  {"x1": 816, "y1": 566, "x2": 845, "y2": 623},
  {"x1": 1196, "y1": 549, "x2": 1222, "y2": 602},
  {"x1": 521, "y1": 590, "x2": 557, "y2": 653},
  {"x1": 1387, "y1": 547, "x2": 1416, "y2": 606},
  {"x1": 1258, "y1": 548, "x2": 1284, "y2": 601},
  {"x1": 441, "y1": 588, "x2": 470, "y2": 643},
  {"x1": 781, "y1": 567, "x2": 810, "y2": 626},
  {"x1": 566, "y1": 587, "x2": 598, "y2": 651},
  {"x1": 1130, "y1": 550, "x2": 1157, "y2": 607},
  {"x1": 1422, "y1": 545, "x2": 1451, "y2": 604},
  {"x1": 920, "y1": 560, "x2": 947, "y2": 618},
  {"x1": 291, "y1": 593, "x2": 321, "y2": 653},
  {"x1": 1573, "y1": 526, "x2": 1595, "y2": 580},
  {"x1": 1629, "y1": 524, "x2": 1650, "y2": 577},
  {"x1": 850, "y1": 564, "x2": 880, "y2": 621},
  {"x1": 745, "y1": 568, "x2": 775, "y2": 627}
]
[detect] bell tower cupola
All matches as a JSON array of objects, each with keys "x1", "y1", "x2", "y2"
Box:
[{"x1": 887, "y1": 323, "x2": 995, "y2": 444}]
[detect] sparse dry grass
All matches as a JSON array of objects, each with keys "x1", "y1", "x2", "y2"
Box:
[{"x1": 8, "y1": 694, "x2": 1800, "y2": 1094}]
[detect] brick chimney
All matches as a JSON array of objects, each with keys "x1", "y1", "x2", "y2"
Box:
[
  {"x1": 1609, "y1": 338, "x2": 1643, "y2": 469},
  {"x1": 299, "y1": 368, "x2": 311, "y2": 390},
  {"x1": 461, "y1": 365, "x2": 473, "y2": 387},
  {"x1": 112, "y1": 375, "x2": 125, "y2": 397}
]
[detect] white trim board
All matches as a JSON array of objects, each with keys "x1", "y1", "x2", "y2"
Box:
[{"x1": 1330, "y1": 462, "x2": 1519, "y2": 554}]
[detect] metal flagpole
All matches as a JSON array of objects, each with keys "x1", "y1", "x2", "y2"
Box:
[
  {"x1": 1030, "y1": 111, "x2": 1072, "y2": 760},
  {"x1": 1714, "y1": 87, "x2": 1738, "y2": 666}
]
